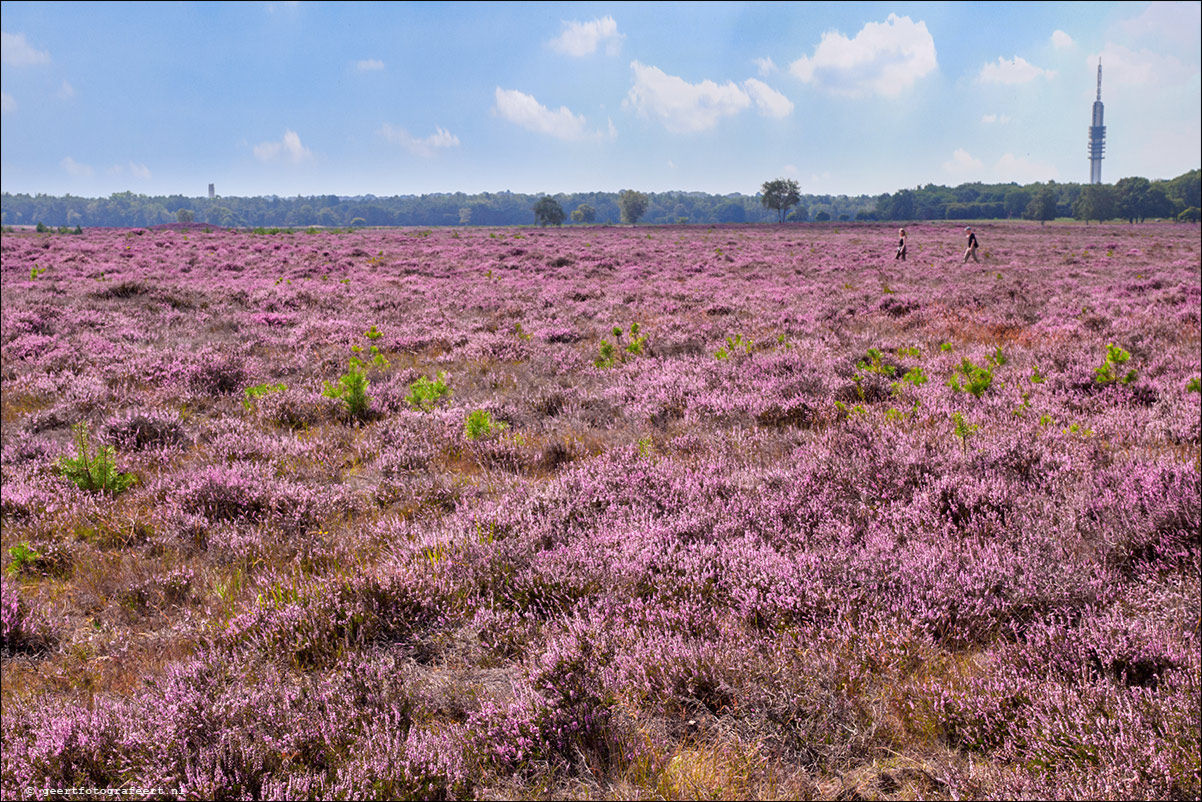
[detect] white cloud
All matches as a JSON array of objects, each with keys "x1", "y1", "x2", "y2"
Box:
[
  {"x1": 60, "y1": 156, "x2": 93, "y2": 177},
  {"x1": 754, "y1": 57, "x2": 777, "y2": 76},
  {"x1": 253, "y1": 130, "x2": 312, "y2": 163},
  {"x1": 624, "y1": 62, "x2": 751, "y2": 133},
  {"x1": 107, "y1": 162, "x2": 153, "y2": 179},
  {"x1": 1087, "y1": 43, "x2": 1191, "y2": 87},
  {"x1": 1, "y1": 91, "x2": 14, "y2": 114},
  {"x1": 58, "y1": 80, "x2": 75, "y2": 99},
  {"x1": 1117, "y1": 2, "x2": 1202, "y2": 47},
  {"x1": 549, "y1": 16, "x2": 623, "y2": 57},
  {"x1": 494, "y1": 88, "x2": 593, "y2": 140},
  {"x1": 981, "y1": 113, "x2": 1011, "y2": 124},
  {"x1": 2, "y1": 31, "x2": 51, "y2": 66},
  {"x1": 744, "y1": 78, "x2": 794, "y2": 118},
  {"x1": 943, "y1": 148, "x2": 984, "y2": 176},
  {"x1": 1051, "y1": 30, "x2": 1074, "y2": 49},
  {"x1": 995, "y1": 153, "x2": 1059, "y2": 183},
  {"x1": 378, "y1": 123, "x2": 460, "y2": 156},
  {"x1": 782, "y1": 164, "x2": 798, "y2": 175},
  {"x1": 789, "y1": 14, "x2": 937, "y2": 97},
  {"x1": 356, "y1": 59, "x2": 385, "y2": 71},
  {"x1": 979, "y1": 56, "x2": 1055, "y2": 84}
]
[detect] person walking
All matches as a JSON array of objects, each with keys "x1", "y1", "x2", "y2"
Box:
[
  {"x1": 895, "y1": 228, "x2": 907, "y2": 261},
  {"x1": 963, "y1": 226, "x2": 980, "y2": 263}
]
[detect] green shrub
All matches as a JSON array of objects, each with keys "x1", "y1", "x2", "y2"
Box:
[
  {"x1": 952, "y1": 412, "x2": 979, "y2": 448},
  {"x1": 891, "y1": 366, "x2": 928, "y2": 395},
  {"x1": 323, "y1": 357, "x2": 372, "y2": 419},
  {"x1": 57, "y1": 423, "x2": 135, "y2": 495},
  {"x1": 464, "y1": 409, "x2": 507, "y2": 440},
  {"x1": 948, "y1": 358, "x2": 993, "y2": 398},
  {"x1": 406, "y1": 372, "x2": 451, "y2": 411},
  {"x1": 5, "y1": 543, "x2": 41, "y2": 577},
  {"x1": 243, "y1": 382, "x2": 287, "y2": 410},
  {"x1": 716, "y1": 333, "x2": 751, "y2": 361},
  {"x1": 1094, "y1": 343, "x2": 1136, "y2": 385},
  {"x1": 856, "y1": 347, "x2": 896, "y2": 377},
  {"x1": 596, "y1": 340, "x2": 618, "y2": 368}
]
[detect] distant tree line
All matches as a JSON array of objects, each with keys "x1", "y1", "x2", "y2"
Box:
[
  {"x1": 1, "y1": 170, "x2": 1196, "y2": 229},
  {"x1": 0, "y1": 188, "x2": 876, "y2": 228},
  {"x1": 871, "y1": 169, "x2": 1199, "y2": 224}
]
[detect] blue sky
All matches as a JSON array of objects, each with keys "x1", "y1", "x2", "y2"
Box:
[{"x1": 1, "y1": 1, "x2": 1199, "y2": 198}]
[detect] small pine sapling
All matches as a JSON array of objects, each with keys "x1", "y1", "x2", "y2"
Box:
[
  {"x1": 406, "y1": 372, "x2": 452, "y2": 411},
  {"x1": 464, "y1": 409, "x2": 507, "y2": 440},
  {"x1": 323, "y1": 357, "x2": 371, "y2": 419},
  {"x1": 57, "y1": 423, "x2": 136, "y2": 495},
  {"x1": 1094, "y1": 343, "x2": 1136, "y2": 385}
]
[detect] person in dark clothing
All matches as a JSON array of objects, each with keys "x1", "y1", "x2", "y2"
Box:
[
  {"x1": 895, "y1": 228, "x2": 907, "y2": 260},
  {"x1": 963, "y1": 226, "x2": 980, "y2": 263}
]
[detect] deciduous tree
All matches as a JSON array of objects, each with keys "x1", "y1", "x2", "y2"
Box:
[
  {"x1": 618, "y1": 190, "x2": 648, "y2": 225},
  {"x1": 533, "y1": 197, "x2": 565, "y2": 227},
  {"x1": 570, "y1": 203, "x2": 596, "y2": 224},
  {"x1": 760, "y1": 178, "x2": 801, "y2": 223}
]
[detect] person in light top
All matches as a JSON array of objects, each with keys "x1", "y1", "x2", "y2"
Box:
[{"x1": 963, "y1": 226, "x2": 980, "y2": 263}]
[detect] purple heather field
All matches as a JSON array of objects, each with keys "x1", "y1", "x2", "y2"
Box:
[{"x1": 1, "y1": 221, "x2": 1199, "y2": 800}]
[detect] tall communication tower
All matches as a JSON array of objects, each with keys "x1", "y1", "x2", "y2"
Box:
[{"x1": 1088, "y1": 60, "x2": 1105, "y2": 184}]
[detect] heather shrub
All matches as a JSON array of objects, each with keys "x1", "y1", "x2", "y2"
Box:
[
  {"x1": 184, "y1": 346, "x2": 246, "y2": 394},
  {"x1": 225, "y1": 570, "x2": 439, "y2": 668},
  {"x1": 241, "y1": 381, "x2": 287, "y2": 411},
  {"x1": 1085, "y1": 460, "x2": 1201, "y2": 575},
  {"x1": 104, "y1": 409, "x2": 186, "y2": 450},
  {"x1": 1, "y1": 577, "x2": 53, "y2": 655},
  {"x1": 167, "y1": 461, "x2": 349, "y2": 537},
  {"x1": 252, "y1": 386, "x2": 339, "y2": 429},
  {"x1": 0, "y1": 433, "x2": 56, "y2": 467},
  {"x1": 0, "y1": 698, "x2": 140, "y2": 791},
  {"x1": 120, "y1": 567, "x2": 196, "y2": 613}
]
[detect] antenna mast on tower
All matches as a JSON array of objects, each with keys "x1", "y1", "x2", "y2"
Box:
[{"x1": 1088, "y1": 60, "x2": 1106, "y2": 184}]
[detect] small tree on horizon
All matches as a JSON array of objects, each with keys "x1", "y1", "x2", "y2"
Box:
[
  {"x1": 533, "y1": 197, "x2": 565, "y2": 227},
  {"x1": 760, "y1": 178, "x2": 801, "y2": 223},
  {"x1": 570, "y1": 203, "x2": 596, "y2": 224},
  {"x1": 1025, "y1": 187, "x2": 1058, "y2": 226},
  {"x1": 618, "y1": 190, "x2": 649, "y2": 225},
  {"x1": 1072, "y1": 183, "x2": 1116, "y2": 224}
]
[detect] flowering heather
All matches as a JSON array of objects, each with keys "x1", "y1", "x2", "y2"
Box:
[{"x1": 2, "y1": 222, "x2": 1199, "y2": 799}]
